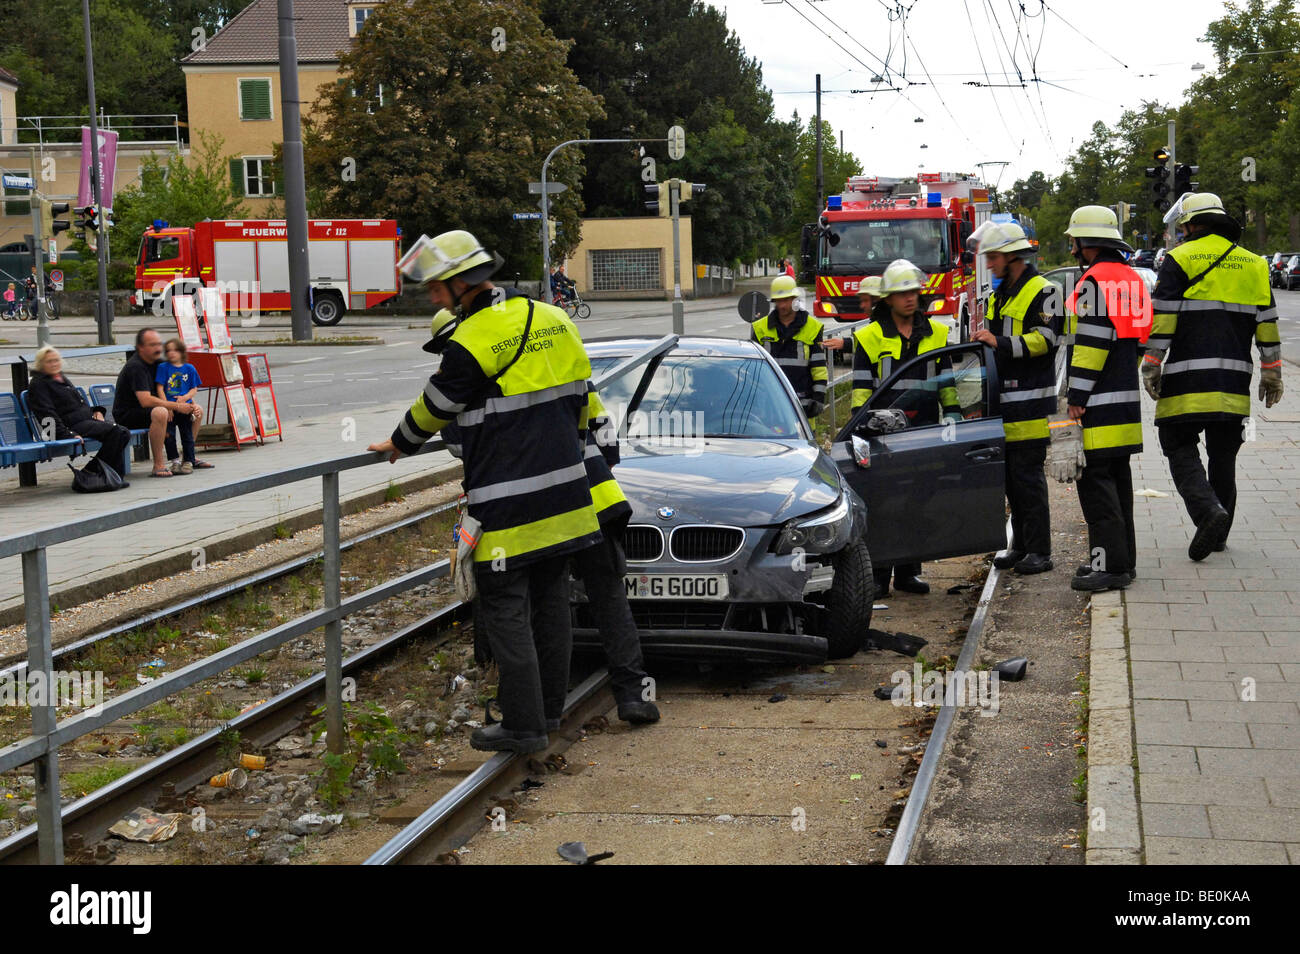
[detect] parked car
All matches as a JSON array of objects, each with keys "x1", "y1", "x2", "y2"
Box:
[
  {"x1": 1271, "y1": 252, "x2": 1300, "y2": 288},
  {"x1": 1131, "y1": 249, "x2": 1157, "y2": 269},
  {"x1": 1283, "y1": 254, "x2": 1300, "y2": 291},
  {"x1": 577, "y1": 335, "x2": 1007, "y2": 663}
]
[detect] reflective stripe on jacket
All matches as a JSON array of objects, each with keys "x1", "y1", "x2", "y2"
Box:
[
  {"x1": 751, "y1": 310, "x2": 827, "y2": 405},
  {"x1": 1146, "y1": 233, "x2": 1278, "y2": 424},
  {"x1": 391, "y1": 290, "x2": 601, "y2": 569},
  {"x1": 987, "y1": 267, "x2": 1060, "y2": 444},
  {"x1": 584, "y1": 387, "x2": 631, "y2": 528}
]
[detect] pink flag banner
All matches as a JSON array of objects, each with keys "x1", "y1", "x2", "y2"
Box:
[{"x1": 76, "y1": 127, "x2": 119, "y2": 211}]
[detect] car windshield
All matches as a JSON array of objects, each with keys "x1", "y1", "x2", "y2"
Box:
[
  {"x1": 589, "y1": 353, "x2": 804, "y2": 439},
  {"x1": 820, "y1": 218, "x2": 948, "y2": 275}
]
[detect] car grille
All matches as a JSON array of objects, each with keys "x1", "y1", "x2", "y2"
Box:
[
  {"x1": 628, "y1": 601, "x2": 729, "y2": 630},
  {"x1": 623, "y1": 525, "x2": 664, "y2": 562},
  {"x1": 669, "y1": 525, "x2": 744, "y2": 562}
]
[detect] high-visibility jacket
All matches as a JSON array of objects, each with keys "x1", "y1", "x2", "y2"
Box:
[
  {"x1": 1066, "y1": 255, "x2": 1151, "y2": 457},
  {"x1": 391, "y1": 288, "x2": 601, "y2": 569},
  {"x1": 1146, "y1": 232, "x2": 1279, "y2": 424},
  {"x1": 751, "y1": 309, "x2": 827, "y2": 408},
  {"x1": 583, "y1": 387, "x2": 631, "y2": 529},
  {"x1": 851, "y1": 312, "x2": 960, "y2": 425},
  {"x1": 986, "y1": 265, "x2": 1062, "y2": 445}
]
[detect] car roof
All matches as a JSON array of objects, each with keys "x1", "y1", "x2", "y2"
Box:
[{"x1": 585, "y1": 335, "x2": 763, "y2": 359}]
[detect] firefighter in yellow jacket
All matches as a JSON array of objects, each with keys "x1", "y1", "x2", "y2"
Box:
[
  {"x1": 369, "y1": 229, "x2": 601, "y2": 754},
  {"x1": 852, "y1": 259, "x2": 960, "y2": 597},
  {"x1": 751, "y1": 275, "x2": 828, "y2": 417}
]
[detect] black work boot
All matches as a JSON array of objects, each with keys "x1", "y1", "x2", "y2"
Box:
[
  {"x1": 993, "y1": 549, "x2": 1025, "y2": 570},
  {"x1": 893, "y1": 575, "x2": 930, "y2": 594},
  {"x1": 617, "y1": 699, "x2": 661, "y2": 724},
  {"x1": 1013, "y1": 553, "x2": 1054, "y2": 575},
  {"x1": 470, "y1": 723, "x2": 548, "y2": 753},
  {"x1": 1189, "y1": 506, "x2": 1231, "y2": 562},
  {"x1": 1071, "y1": 571, "x2": 1131, "y2": 592}
]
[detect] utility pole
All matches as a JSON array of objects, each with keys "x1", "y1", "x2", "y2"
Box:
[
  {"x1": 278, "y1": 0, "x2": 313, "y2": 341},
  {"x1": 815, "y1": 73, "x2": 823, "y2": 217},
  {"x1": 1164, "y1": 119, "x2": 1177, "y2": 248},
  {"x1": 81, "y1": 0, "x2": 112, "y2": 345},
  {"x1": 670, "y1": 179, "x2": 684, "y2": 336}
]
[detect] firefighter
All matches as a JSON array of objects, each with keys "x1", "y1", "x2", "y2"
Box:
[
  {"x1": 368, "y1": 230, "x2": 603, "y2": 754},
  {"x1": 1143, "y1": 193, "x2": 1282, "y2": 561},
  {"x1": 751, "y1": 275, "x2": 828, "y2": 418},
  {"x1": 973, "y1": 222, "x2": 1061, "y2": 575},
  {"x1": 1063, "y1": 206, "x2": 1151, "y2": 591},
  {"x1": 573, "y1": 388, "x2": 660, "y2": 723},
  {"x1": 852, "y1": 258, "x2": 961, "y2": 597}
]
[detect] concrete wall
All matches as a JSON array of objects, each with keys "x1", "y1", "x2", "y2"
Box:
[
  {"x1": 182, "y1": 63, "x2": 340, "y2": 217},
  {"x1": 565, "y1": 215, "x2": 694, "y2": 299}
]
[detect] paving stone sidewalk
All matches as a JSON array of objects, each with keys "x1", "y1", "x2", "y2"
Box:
[
  {"x1": 1119, "y1": 384, "x2": 1300, "y2": 864},
  {"x1": 0, "y1": 401, "x2": 455, "y2": 619}
]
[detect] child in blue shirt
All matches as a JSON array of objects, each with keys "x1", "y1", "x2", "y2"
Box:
[{"x1": 155, "y1": 338, "x2": 213, "y2": 474}]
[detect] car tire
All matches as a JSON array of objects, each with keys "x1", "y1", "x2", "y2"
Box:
[
  {"x1": 824, "y1": 539, "x2": 873, "y2": 659},
  {"x1": 311, "y1": 292, "x2": 345, "y2": 326}
]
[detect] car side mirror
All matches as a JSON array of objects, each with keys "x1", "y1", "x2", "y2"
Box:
[
  {"x1": 851, "y1": 434, "x2": 871, "y2": 468},
  {"x1": 859, "y1": 408, "x2": 907, "y2": 436}
]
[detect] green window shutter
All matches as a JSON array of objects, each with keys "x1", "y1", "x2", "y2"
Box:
[
  {"x1": 240, "y1": 79, "x2": 272, "y2": 120},
  {"x1": 230, "y1": 159, "x2": 246, "y2": 195}
]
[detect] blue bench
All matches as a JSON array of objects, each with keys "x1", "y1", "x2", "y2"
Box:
[
  {"x1": 15, "y1": 388, "x2": 146, "y2": 477},
  {"x1": 85, "y1": 382, "x2": 152, "y2": 466}
]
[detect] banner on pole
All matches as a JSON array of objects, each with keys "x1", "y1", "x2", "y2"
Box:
[{"x1": 77, "y1": 127, "x2": 119, "y2": 211}]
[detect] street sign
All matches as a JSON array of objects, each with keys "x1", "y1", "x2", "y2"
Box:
[
  {"x1": 667, "y1": 125, "x2": 685, "y2": 160},
  {"x1": 513, "y1": 212, "x2": 542, "y2": 220},
  {"x1": 49, "y1": 269, "x2": 64, "y2": 287},
  {"x1": 528, "y1": 181, "x2": 568, "y2": 195},
  {"x1": 2, "y1": 174, "x2": 34, "y2": 191}
]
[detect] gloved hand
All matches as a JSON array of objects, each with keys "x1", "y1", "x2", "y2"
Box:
[
  {"x1": 1141, "y1": 357, "x2": 1162, "y2": 400},
  {"x1": 804, "y1": 401, "x2": 825, "y2": 419},
  {"x1": 1259, "y1": 364, "x2": 1284, "y2": 408},
  {"x1": 1046, "y1": 412, "x2": 1086, "y2": 482}
]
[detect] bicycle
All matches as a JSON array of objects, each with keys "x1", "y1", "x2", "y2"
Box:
[
  {"x1": 21, "y1": 290, "x2": 61, "y2": 320},
  {"x1": 552, "y1": 289, "x2": 591, "y2": 320}
]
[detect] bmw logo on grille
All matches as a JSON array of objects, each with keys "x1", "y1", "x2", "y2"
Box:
[{"x1": 657, "y1": 507, "x2": 675, "y2": 520}]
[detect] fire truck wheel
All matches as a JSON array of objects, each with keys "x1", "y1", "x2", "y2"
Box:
[{"x1": 310, "y1": 293, "x2": 345, "y2": 326}]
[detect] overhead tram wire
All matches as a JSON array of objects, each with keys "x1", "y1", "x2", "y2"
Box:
[
  {"x1": 898, "y1": 9, "x2": 982, "y2": 152},
  {"x1": 983, "y1": 0, "x2": 1060, "y2": 163},
  {"x1": 962, "y1": 0, "x2": 1022, "y2": 156},
  {"x1": 1041, "y1": 0, "x2": 1132, "y2": 71},
  {"x1": 777, "y1": 0, "x2": 899, "y2": 87}
]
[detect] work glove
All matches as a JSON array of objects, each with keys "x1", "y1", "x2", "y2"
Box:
[
  {"x1": 1141, "y1": 357, "x2": 1162, "y2": 400},
  {"x1": 804, "y1": 400, "x2": 825, "y2": 419},
  {"x1": 1259, "y1": 364, "x2": 1284, "y2": 408},
  {"x1": 1046, "y1": 412, "x2": 1086, "y2": 483}
]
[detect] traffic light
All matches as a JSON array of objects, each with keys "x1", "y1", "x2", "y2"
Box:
[
  {"x1": 676, "y1": 181, "x2": 706, "y2": 204},
  {"x1": 39, "y1": 200, "x2": 72, "y2": 241},
  {"x1": 74, "y1": 206, "x2": 99, "y2": 251},
  {"x1": 1174, "y1": 163, "x2": 1198, "y2": 195},
  {"x1": 644, "y1": 182, "x2": 669, "y2": 217},
  {"x1": 1147, "y1": 147, "x2": 1171, "y2": 206}
]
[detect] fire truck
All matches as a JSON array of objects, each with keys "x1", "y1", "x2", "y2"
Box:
[
  {"x1": 133, "y1": 219, "x2": 401, "y2": 325},
  {"x1": 799, "y1": 172, "x2": 994, "y2": 342}
]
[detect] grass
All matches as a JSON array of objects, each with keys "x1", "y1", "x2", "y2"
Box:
[
  {"x1": 1072, "y1": 670, "x2": 1091, "y2": 805},
  {"x1": 62, "y1": 763, "x2": 135, "y2": 796},
  {"x1": 384, "y1": 481, "x2": 404, "y2": 503},
  {"x1": 274, "y1": 523, "x2": 293, "y2": 540}
]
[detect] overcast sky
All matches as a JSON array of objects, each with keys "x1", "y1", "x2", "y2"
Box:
[{"x1": 709, "y1": 0, "x2": 1232, "y2": 193}]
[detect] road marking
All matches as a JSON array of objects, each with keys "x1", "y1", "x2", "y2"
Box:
[
  {"x1": 345, "y1": 347, "x2": 376, "y2": 355},
  {"x1": 290, "y1": 356, "x2": 327, "y2": 364},
  {"x1": 385, "y1": 340, "x2": 413, "y2": 348},
  {"x1": 290, "y1": 404, "x2": 329, "y2": 408},
  {"x1": 412, "y1": 361, "x2": 440, "y2": 369}
]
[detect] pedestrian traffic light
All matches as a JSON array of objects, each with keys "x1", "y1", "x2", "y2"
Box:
[
  {"x1": 39, "y1": 200, "x2": 72, "y2": 240},
  {"x1": 1174, "y1": 163, "x2": 1198, "y2": 195},
  {"x1": 644, "y1": 182, "x2": 669, "y2": 217},
  {"x1": 1148, "y1": 148, "x2": 1171, "y2": 206}
]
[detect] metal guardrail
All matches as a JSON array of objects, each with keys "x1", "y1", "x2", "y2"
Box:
[{"x1": 1, "y1": 331, "x2": 677, "y2": 864}]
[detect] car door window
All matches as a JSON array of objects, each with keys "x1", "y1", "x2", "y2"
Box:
[{"x1": 864, "y1": 346, "x2": 991, "y2": 429}]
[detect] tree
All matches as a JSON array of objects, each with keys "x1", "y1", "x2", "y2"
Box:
[
  {"x1": 67, "y1": 132, "x2": 247, "y2": 289},
  {"x1": 777, "y1": 116, "x2": 861, "y2": 253},
  {"x1": 301, "y1": 0, "x2": 602, "y2": 275}
]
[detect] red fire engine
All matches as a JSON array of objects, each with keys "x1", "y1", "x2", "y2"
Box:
[
  {"x1": 133, "y1": 219, "x2": 401, "y2": 326},
  {"x1": 799, "y1": 172, "x2": 993, "y2": 341}
]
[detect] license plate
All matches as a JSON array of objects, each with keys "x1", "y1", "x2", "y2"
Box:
[{"x1": 624, "y1": 573, "x2": 729, "y2": 600}]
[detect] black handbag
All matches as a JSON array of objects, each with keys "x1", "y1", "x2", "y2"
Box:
[{"x1": 69, "y1": 457, "x2": 127, "y2": 493}]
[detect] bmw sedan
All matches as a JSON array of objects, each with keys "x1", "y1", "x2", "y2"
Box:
[{"x1": 575, "y1": 336, "x2": 1009, "y2": 664}]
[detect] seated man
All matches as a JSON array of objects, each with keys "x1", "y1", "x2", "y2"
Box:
[
  {"x1": 26, "y1": 346, "x2": 131, "y2": 483},
  {"x1": 112, "y1": 328, "x2": 204, "y2": 478}
]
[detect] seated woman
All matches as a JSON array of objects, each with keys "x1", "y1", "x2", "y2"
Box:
[{"x1": 26, "y1": 346, "x2": 132, "y2": 483}]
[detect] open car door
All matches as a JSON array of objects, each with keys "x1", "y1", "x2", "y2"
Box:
[{"x1": 831, "y1": 343, "x2": 1007, "y2": 566}]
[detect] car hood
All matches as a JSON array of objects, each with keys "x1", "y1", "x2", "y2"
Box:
[{"x1": 615, "y1": 437, "x2": 843, "y2": 526}]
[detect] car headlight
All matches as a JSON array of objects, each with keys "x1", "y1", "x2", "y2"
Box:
[{"x1": 774, "y1": 493, "x2": 852, "y2": 556}]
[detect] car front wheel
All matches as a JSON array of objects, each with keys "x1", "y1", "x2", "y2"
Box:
[{"x1": 824, "y1": 539, "x2": 873, "y2": 659}]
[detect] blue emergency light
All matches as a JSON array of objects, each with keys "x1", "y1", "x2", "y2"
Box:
[
  {"x1": 152, "y1": 219, "x2": 169, "y2": 231},
  {"x1": 827, "y1": 195, "x2": 842, "y2": 210},
  {"x1": 927, "y1": 192, "x2": 942, "y2": 207}
]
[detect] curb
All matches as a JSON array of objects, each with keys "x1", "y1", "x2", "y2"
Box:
[
  {"x1": 1085, "y1": 590, "x2": 1143, "y2": 864},
  {"x1": 0, "y1": 461, "x2": 463, "y2": 629}
]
